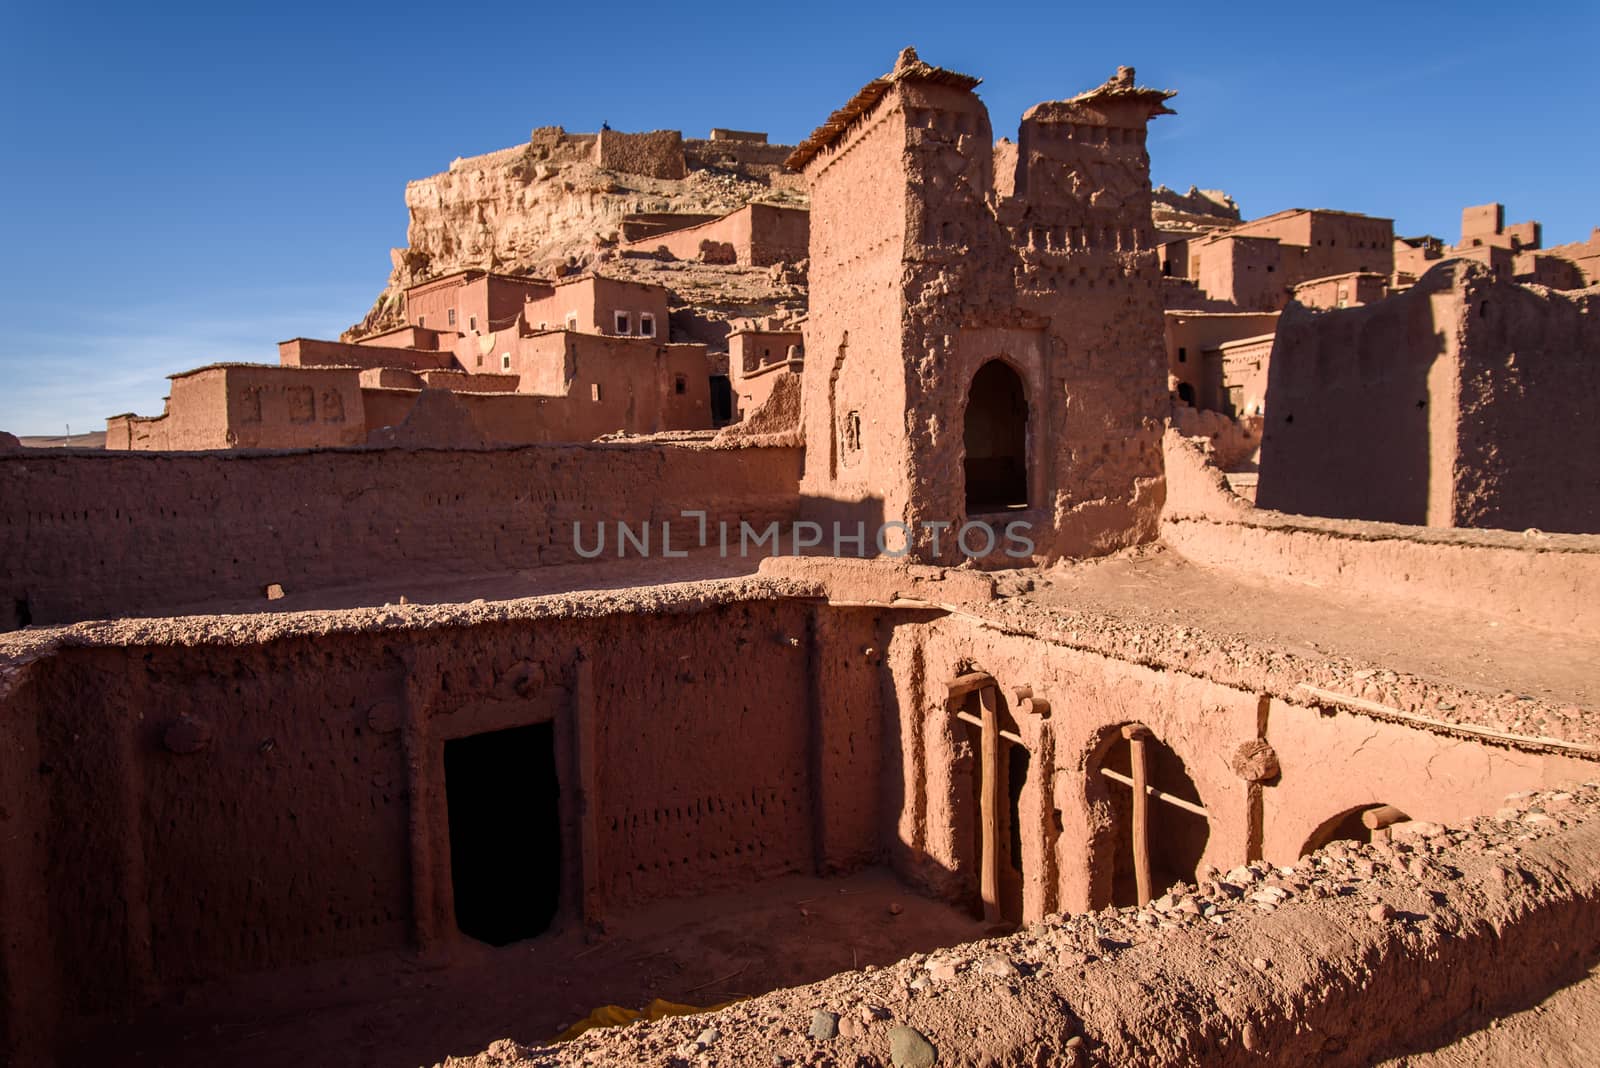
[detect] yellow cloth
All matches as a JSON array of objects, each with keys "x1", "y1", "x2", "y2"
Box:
[{"x1": 554, "y1": 997, "x2": 740, "y2": 1042}]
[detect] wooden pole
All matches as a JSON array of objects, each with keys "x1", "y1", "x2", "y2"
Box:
[
  {"x1": 1122, "y1": 724, "x2": 1154, "y2": 907},
  {"x1": 979, "y1": 684, "x2": 1001, "y2": 924}
]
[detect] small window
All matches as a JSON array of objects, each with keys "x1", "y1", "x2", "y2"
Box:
[
  {"x1": 448, "y1": 308, "x2": 457, "y2": 326},
  {"x1": 639, "y1": 313, "x2": 655, "y2": 337},
  {"x1": 674, "y1": 374, "x2": 687, "y2": 395},
  {"x1": 614, "y1": 311, "x2": 631, "y2": 335},
  {"x1": 468, "y1": 315, "x2": 477, "y2": 332},
  {"x1": 501, "y1": 353, "x2": 511, "y2": 371},
  {"x1": 538, "y1": 321, "x2": 547, "y2": 330},
  {"x1": 476, "y1": 353, "x2": 483, "y2": 368},
  {"x1": 566, "y1": 313, "x2": 578, "y2": 331},
  {"x1": 591, "y1": 383, "x2": 603, "y2": 402},
  {"x1": 1266, "y1": 265, "x2": 1275, "y2": 273},
  {"x1": 417, "y1": 315, "x2": 426, "y2": 327},
  {"x1": 1177, "y1": 346, "x2": 1187, "y2": 364},
  {"x1": 843, "y1": 410, "x2": 862, "y2": 453}
]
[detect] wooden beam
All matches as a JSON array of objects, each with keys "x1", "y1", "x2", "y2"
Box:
[
  {"x1": 946, "y1": 671, "x2": 996, "y2": 701},
  {"x1": 954, "y1": 709, "x2": 1022, "y2": 745},
  {"x1": 1098, "y1": 767, "x2": 1209, "y2": 817},
  {"x1": 979, "y1": 684, "x2": 1001, "y2": 924},
  {"x1": 1360, "y1": 804, "x2": 1409, "y2": 831},
  {"x1": 1124, "y1": 725, "x2": 1153, "y2": 907}
]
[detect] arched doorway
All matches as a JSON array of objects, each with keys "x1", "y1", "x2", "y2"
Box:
[
  {"x1": 1087, "y1": 724, "x2": 1209, "y2": 908},
  {"x1": 963, "y1": 360, "x2": 1029, "y2": 514},
  {"x1": 948, "y1": 671, "x2": 1031, "y2": 926}
]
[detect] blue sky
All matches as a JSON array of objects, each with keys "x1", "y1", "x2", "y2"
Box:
[{"x1": 1, "y1": 1, "x2": 1595, "y2": 435}]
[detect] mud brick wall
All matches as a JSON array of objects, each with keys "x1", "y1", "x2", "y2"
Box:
[{"x1": 0, "y1": 442, "x2": 801, "y2": 627}]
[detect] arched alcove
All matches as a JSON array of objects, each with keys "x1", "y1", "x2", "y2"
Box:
[{"x1": 1084, "y1": 723, "x2": 1209, "y2": 908}]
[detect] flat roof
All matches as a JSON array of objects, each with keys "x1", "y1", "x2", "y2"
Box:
[{"x1": 406, "y1": 269, "x2": 555, "y2": 295}]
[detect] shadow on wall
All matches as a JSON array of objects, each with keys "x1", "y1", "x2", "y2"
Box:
[
  {"x1": 1257, "y1": 278, "x2": 1449, "y2": 524},
  {"x1": 794, "y1": 494, "x2": 887, "y2": 558}
]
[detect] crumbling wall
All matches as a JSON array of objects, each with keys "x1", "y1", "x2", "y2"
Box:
[
  {"x1": 1257, "y1": 263, "x2": 1465, "y2": 525},
  {"x1": 0, "y1": 442, "x2": 801, "y2": 627},
  {"x1": 1453, "y1": 271, "x2": 1600, "y2": 532},
  {"x1": 1259, "y1": 261, "x2": 1600, "y2": 533},
  {"x1": 592, "y1": 129, "x2": 687, "y2": 180}
]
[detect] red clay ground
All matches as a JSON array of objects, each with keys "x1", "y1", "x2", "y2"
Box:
[{"x1": 63, "y1": 868, "x2": 987, "y2": 1068}]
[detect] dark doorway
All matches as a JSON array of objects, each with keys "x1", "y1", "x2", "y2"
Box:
[
  {"x1": 709, "y1": 374, "x2": 733, "y2": 425},
  {"x1": 1094, "y1": 730, "x2": 1209, "y2": 907},
  {"x1": 955, "y1": 684, "x2": 1029, "y2": 926},
  {"x1": 444, "y1": 722, "x2": 561, "y2": 945},
  {"x1": 963, "y1": 360, "x2": 1029, "y2": 513}
]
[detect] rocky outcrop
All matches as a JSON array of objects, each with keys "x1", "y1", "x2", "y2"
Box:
[
  {"x1": 1153, "y1": 183, "x2": 1242, "y2": 239},
  {"x1": 347, "y1": 127, "x2": 808, "y2": 339}
]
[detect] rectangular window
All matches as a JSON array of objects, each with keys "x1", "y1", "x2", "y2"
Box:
[
  {"x1": 591, "y1": 383, "x2": 603, "y2": 402},
  {"x1": 417, "y1": 315, "x2": 426, "y2": 327},
  {"x1": 614, "y1": 311, "x2": 631, "y2": 335},
  {"x1": 469, "y1": 315, "x2": 477, "y2": 332},
  {"x1": 566, "y1": 313, "x2": 578, "y2": 332},
  {"x1": 448, "y1": 308, "x2": 457, "y2": 326},
  {"x1": 674, "y1": 374, "x2": 687, "y2": 395},
  {"x1": 639, "y1": 313, "x2": 655, "y2": 338},
  {"x1": 501, "y1": 353, "x2": 511, "y2": 371}
]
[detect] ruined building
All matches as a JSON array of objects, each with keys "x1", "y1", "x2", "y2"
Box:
[
  {"x1": 797, "y1": 54, "x2": 1173, "y2": 562},
  {"x1": 3, "y1": 48, "x2": 1600, "y2": 1068}
]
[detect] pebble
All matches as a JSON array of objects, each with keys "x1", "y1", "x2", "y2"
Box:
[
  {"x1": 889, "y1": 1025, "x2": 938, "y2": 1067},
  {"x1": 1369, "y1": 903, "x2": 1396, "y2": 923},
  {"x1": 809, "y1": 1009, "x2": 838, "y2": 1041},
  {"x1": 695, "y1": 1027, "x2": 720, "y2": 1047}
]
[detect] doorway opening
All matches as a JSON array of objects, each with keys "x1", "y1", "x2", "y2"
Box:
[
  {"x1": 1090, "y1": 725, "x2": 1209, "y2": 907},
  {"x1": 963, "y1": 360, "x2": 1029, "y2": 514},
  {"x1": 444, "y1": 722, "x2": 561, "y2": 945},
  {"x1": 952, "y1": 675, "x2": 1029, "y2": 925}
]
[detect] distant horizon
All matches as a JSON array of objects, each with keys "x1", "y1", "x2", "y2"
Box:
[{"x1": 2, "y1": 0, "x2": 1595, "y2": 436}]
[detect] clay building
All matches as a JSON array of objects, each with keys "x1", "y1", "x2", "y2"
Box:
[
  {"x1": 520, "y1": 275, "x2": 670, "y2": 338},
  {"x1": 107, "y1": 271, "x2": 717, "y2": 450},
  {"x1": 1288, "y1": 270, "x2": 1388, "y2": 310},
  {"x1": 1164, "y1": 309, "x2": 1280, "y2": 414},
  {"x1": 727, "y1": 320, "x2": 804, "y2": 421},
  {"x1": 106, "y1": 364, "x2": 368, "y2": 451},
  {"x1": 1173, "y1": 208, "x2": 1395, "y2": 312},
  {"x1": 795, "y1": 52, "x2": 1174, "y2": 563},
  {"x1": 1394, "y1": 203, "x2": 1598, "y2": 292},
  {"x1": 619, "y1": 202, "x2": 810, "y2": 267},
  {"x1": 406, "y1": 270, "x2": 554, "y2": 335},
  {"x1": 1257, "y1": 259, "x2": 1600, "y2": 532},
  {"x1": 10, "y1": 46, "x2": 1600, "y2": 1068}
]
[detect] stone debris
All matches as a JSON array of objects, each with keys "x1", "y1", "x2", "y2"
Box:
[{"x1": 889, "y1": 1025, "x2": 937, "y2": 1067}]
